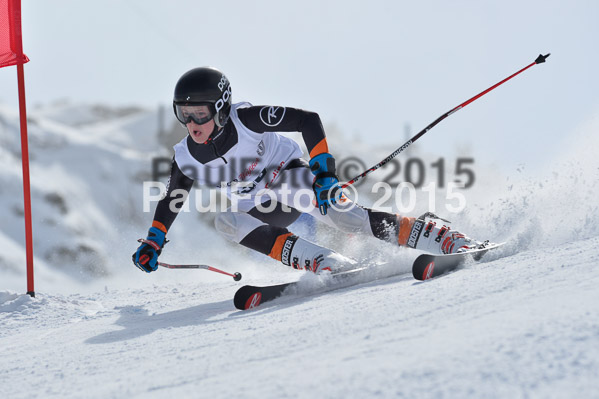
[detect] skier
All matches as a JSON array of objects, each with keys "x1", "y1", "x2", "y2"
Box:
[{"x1": 133, "y1": 67, "x2": 480, "y2": 274}]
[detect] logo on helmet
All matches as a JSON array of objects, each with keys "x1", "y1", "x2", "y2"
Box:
[
  {"x1": 217, "y1": 75, "x2": 229, "y2": 92},
  {"x1": 215, "y1": 86, "x2": 232, "y2": 112}
]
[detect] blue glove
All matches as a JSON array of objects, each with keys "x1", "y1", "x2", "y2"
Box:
[
  {"x1": 132, "y1": 226, "x2": 166, "y2": 273},
  {"x1": 309, "y1": 153, "x2": 343, "y2": 215}
]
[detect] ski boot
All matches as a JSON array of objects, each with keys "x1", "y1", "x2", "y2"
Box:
[
  {"x1": 271, "y1": 234, "x2": 357, "y2": 273},
  {"x1": 405, "y1": 213, "x2": 481, "y2": 255}
]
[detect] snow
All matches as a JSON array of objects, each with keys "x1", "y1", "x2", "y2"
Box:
[
  {"x1": 2, "y1": 239, "x2": 598, "y2": 398},
  {"x1": 1, "y1": 101, "x2": 599, "y2": 398}
]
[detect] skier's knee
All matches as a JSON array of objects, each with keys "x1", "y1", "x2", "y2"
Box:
[
  {"x1": 214, "y1": 211, "x2": 239, "y2": 242},
  {"x1": 215, "y1": 211, "x2": 266, "y2": 243},
  {"x1": 327, "y1": 203, "x2": 371, "y2": 234}
]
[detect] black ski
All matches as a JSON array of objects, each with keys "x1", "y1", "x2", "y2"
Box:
[
  {"x1": 234, "y1": 243, "x2": 504, "y2": 309},
  {"x1": 233, "y1": 265, "x2": 377, "y2": 310},
  {"x1": 234, "y1": 282, "x2": 294, "y2": 310},
  {"x1": 412, "y1": 242, "x2": 504, "y2": 281}
]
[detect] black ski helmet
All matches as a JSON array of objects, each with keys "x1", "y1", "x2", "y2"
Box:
[{"x1": 173, "y1": 67, "x2": 232, "y2": 128}]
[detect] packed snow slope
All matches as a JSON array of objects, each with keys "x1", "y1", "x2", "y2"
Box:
[
  {"x1": 1, "y1": 102, "x2": 599, "y2": 398},
  {"x1": 2, "y1": 238, "x2": 599, "y2": 398}
]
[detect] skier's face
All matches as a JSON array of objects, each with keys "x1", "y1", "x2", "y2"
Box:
[
  {"x1": 183, "y1": 105, "x2": 215, "y2": 143},
  {"x1": 187, "y1": 118, "x2": 215, "y2": 143}
]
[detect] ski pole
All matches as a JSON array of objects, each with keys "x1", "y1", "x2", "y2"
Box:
[
  {"x1": 341, "y1": 53, "x2": 550, "y2": 188},
  {"x1": 158, "y1": 262, "x2": 242, "y2": 281},
  {"x1": 137, "y1": 238, "x2": 242, "y2": 280}
]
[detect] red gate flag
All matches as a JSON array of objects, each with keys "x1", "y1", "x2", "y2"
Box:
[
  {"x1": 1, "y1": 0, "x2": 34, "y2": 297},
  {"x1": 0, "y1": 0, "x2": 29, "y2": 67}
]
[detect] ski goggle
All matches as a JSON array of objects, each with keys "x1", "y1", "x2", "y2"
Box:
[{"x1": 174, "y1": 104, "x2": 215, "y2": 125}]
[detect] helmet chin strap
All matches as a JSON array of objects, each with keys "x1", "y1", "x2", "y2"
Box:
[
  {"x1": 203, "y1": 113, "x2": 224, "y2": 143},
  {"x1": 206, "y1": 127, "x2": 228, "y2": 164},
  {"x1": 205, "y1": 124, "x2": 224, "y2": 143}
]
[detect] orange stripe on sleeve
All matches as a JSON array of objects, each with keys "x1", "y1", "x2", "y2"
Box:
[
  {"x1": 309, "y1": 138, "x2": 329, "y2": 158},
  {"x1": 268, "y1": 232, "x2": 294, "y2": 261},
  {"x1": 397, "y1": 216, "x2": 415, "y2": 246},
  {"x1": 152, "y1": 220, "x2": 168, "y2": 234}
]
